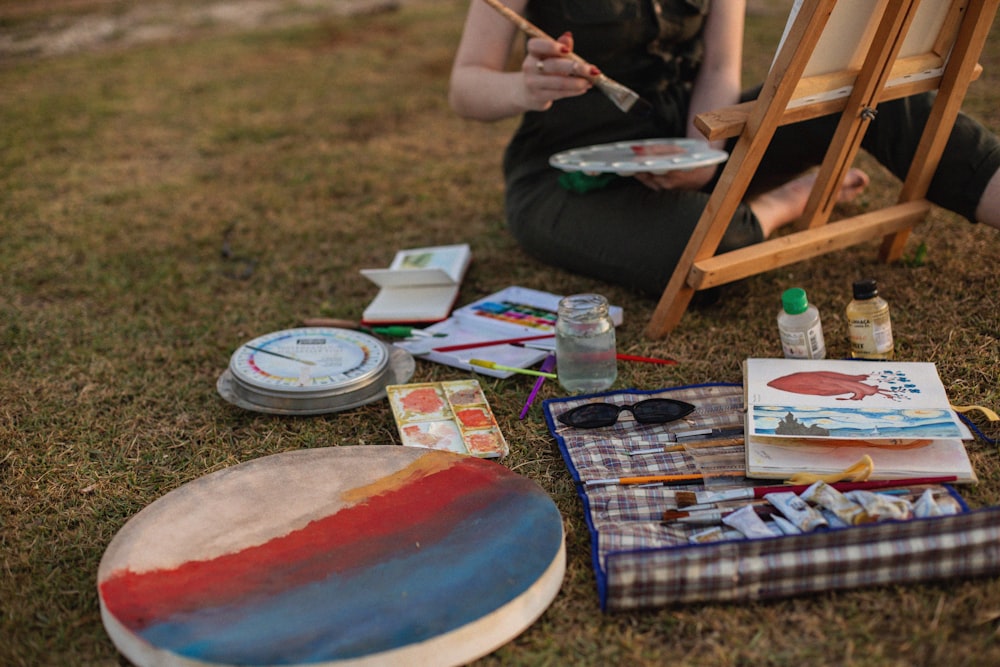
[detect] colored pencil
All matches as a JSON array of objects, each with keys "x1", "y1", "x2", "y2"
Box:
[
  {"x1": 518, "y1": 354, "x2": 557, "y2": 419},
  {"x1": 469, "y1": 358, "x2": 558, "y2": 379},
  {"x1": 432, "y1": 334, "x2": 555, "y2": 353},
  {"x1": 678, "y1": 475, "x2": 959, "y2": 507}
]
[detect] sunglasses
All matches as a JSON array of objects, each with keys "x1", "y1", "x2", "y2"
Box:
[{"x1": 557, "y1": 398, "x2": 696, "y2": 429}]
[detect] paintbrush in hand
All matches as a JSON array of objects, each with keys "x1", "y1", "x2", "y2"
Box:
[{"x1": 481, "y1": 0, "x2": 652, "y2": 117}]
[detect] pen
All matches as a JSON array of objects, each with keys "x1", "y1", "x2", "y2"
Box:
[
  {"x1": 469, "y1": 359, "x2": 558, "y2": 379},
  {"x1": 518, "y1": 354, "x2": 557, "y2": 419}
]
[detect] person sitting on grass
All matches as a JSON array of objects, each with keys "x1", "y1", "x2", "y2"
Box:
[{"x1": 448, "y1": 0, "x2": 1000, "y2": 297}]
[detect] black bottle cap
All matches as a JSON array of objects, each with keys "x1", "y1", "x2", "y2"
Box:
[{"x1": 852, "y1": 278, "x2": 878, "y2": 300}]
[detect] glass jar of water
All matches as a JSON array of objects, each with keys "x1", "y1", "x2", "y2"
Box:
[{"x1": 555, "y1": 293, "x2": 617, "y2": 393}]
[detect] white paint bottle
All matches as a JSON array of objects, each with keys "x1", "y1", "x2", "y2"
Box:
[{"x1": 777, "y1": 287, "x2": 826, "y2": 359}]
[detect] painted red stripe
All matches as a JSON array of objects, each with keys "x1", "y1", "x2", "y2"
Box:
[{"x1": 100, "y1": 456, "x2": 516, "y2": 629}]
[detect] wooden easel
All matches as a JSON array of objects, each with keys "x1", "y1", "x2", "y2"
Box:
[{"x1": 645, "y1": 0, "x2": 999, "y2": 339}]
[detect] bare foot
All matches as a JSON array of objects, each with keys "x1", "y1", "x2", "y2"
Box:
[{"x1": 750, "y1": 168, "x2": 870, "y2": 237}]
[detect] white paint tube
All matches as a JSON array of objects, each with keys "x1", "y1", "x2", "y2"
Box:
[
  {"x1": 771, "y1": 515, "x2": 802, "y2": 535},
  {"x1": 766, "y1": 492, "x2": 828, "y2": 532},
  {"x1": 843, "y1": 490, "x2": 913, "y2": 521},
  {"x1": 721, "y1": 504, "x2": 778, "y2": 539},
  {"x1": 800, "y1": 481, "x2": 871, "y2": 525}
]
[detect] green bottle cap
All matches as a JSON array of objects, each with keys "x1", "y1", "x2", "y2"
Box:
[{"x1": 781, "y1": 287, "x2": 809, "y2": 315}]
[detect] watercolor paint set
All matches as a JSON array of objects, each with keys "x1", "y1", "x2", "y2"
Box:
[{"x1": 387, "y1": 380, "x2": 509, "y2": 458}]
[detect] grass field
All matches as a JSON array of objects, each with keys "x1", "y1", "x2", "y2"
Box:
[{"x1": 2, "y1": 1, "x2": 1000, "y2": 665}]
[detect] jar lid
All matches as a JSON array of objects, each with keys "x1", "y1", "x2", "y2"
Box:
[{"x1": 852, "y1": 278, "x2": 878, "y2": 300}]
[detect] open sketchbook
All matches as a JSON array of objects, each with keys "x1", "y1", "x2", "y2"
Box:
[
  {"x1": 361, "y1": 244, "x2": 471, "y2": 324},
  {"x1": 744, "y1": 358, "x2": 975, "y2": 481}
]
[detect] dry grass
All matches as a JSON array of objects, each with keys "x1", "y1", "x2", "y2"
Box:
[{"x1": 2, "y1": 1, "x2": 999, "y2": 665}]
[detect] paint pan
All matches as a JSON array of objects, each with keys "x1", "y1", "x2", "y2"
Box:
[{"x1": 387, "y1": 380, "x2": 509, "y2": 458}]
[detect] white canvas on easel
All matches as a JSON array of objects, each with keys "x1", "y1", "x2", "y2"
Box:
[{"x1": 777, "y1": 0, "x2": 961, "y2": 108}]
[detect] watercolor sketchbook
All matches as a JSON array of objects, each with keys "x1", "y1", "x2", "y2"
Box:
[
  {"x1": 743, "y1": 358, "x2": 975, "y2": 481},
  {"x1": 545, "y1": 384, "x2": 1000, "y2": 611},
  {"x1": 394, "y1": 286, "x2": 623, "y2": 378},
  {"x1": 361, "y1": 244, "x2": 471, "y2": 324},
  {"x1": 387, "y1": 380, "x2": 508, "y2": 458},
  {"x1": 744, "y1": 358, "x2": 972, "y2": 441}
]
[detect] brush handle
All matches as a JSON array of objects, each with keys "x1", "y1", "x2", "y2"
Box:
[
  {"x1": 754, "y1": 475, "x2": 959, "y2": 498},
  {"x1": 433, "y1": 334, "x2": 554, "y2": 353},
  {"x1": 481, "y1": 0, "x2": 597, "y2": 78}
]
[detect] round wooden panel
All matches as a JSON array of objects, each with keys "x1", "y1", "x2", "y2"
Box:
[{"x1": 98, "y1": 446, "x2": 565, "y2": 666}]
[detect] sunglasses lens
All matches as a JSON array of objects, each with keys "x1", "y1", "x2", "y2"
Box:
[
  {"x1": 558, "y1": 403, "x2": 622, "y2": 428},
  {"x1": 631, "y1": 399, "x2": 696, "y2": 423}
]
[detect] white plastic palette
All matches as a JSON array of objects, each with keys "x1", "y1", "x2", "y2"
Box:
[{"x1": 549, "y1": 138, "x2": 728, "y2": 176}]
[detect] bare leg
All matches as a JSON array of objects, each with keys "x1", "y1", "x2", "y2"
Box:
[
  {"x1": 748, "y1": 168, "x2": 870, "y2": 238},
  {"x1": 974, "y1": 168, "x2": 1000, "y2": 230}
]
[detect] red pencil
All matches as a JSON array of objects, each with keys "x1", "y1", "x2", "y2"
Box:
[{"x1": 432, "y1": 334, "x2": 554, "y2": 353}]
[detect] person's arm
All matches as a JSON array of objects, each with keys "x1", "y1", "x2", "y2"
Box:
[
  {"x1": 449, "y1": 0, "x2": 592, "y2": 121},
  {"x1": 686, "y1": 1, "x2": 745, "y2": 147}
]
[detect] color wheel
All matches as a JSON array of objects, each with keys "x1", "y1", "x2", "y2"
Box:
[{"x1": 217, "y1": 327, "x2": 414, "y2": 414}]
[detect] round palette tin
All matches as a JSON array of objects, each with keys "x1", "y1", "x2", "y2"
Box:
[{"x1": 217, "y1": 327, "x2": 414, "y2": 415}]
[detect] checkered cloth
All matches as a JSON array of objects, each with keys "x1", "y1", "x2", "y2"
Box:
[{"x1": 544, "y1": 384, "x2": 1000, "y2": 611}]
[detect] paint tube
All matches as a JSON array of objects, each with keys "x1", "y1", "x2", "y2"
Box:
[
  {"x1": 771, "y1": 515, "x2": 802, "y2": 535},
  {"x1": 913, "y1": 489, "x2": 945, "y2": 518},
  {"x1": 817, "y1": 507, "x2": 850, "y2": 529},
  {"x1": 687, "y1": 526, "x2": 745, "y2": 544},
  {"x1": 722, "y1": 504, "x2": 777, "y2": 539},
  {"x1": 765, "y1": 492, "x2": 828, "y2": 532},
  {"x1": 800, "y1": 481, "x2": 871, "y2": 525},
  {"x1": 912, "y1": 488, "x2": 962, "y2": 518},
  {"x1": 844, "y1": 490, "x2": 913, "y2": 521}
]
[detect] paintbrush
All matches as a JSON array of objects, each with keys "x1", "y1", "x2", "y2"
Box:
[
  {"x1": 662, "y1": 504, "x2": 777, "y2": 525},
  {"x1": 481, "y1": 0, "x2": 652, "y2": 117},
  {"x1": 627, "y1": 427, "x2": 744, "y2": 456},
  {"x1": 584, "y1": 470, "x2": 745, "y2": 487},
  {"x1": 629, "y1": 437, "x2": 745, "y2": 457},
  {"x1": 675, "y1": 475, "x2": 959, "y2": 508}
]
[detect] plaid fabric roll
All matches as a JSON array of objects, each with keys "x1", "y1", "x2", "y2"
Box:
[{"x1": 544, "y1": 384, "x2": 1000, "y2": 611}]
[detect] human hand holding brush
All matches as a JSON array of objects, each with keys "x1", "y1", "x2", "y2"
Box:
[{"x1": 451, "y1": 0, "x2": 650, "y2": 119}]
